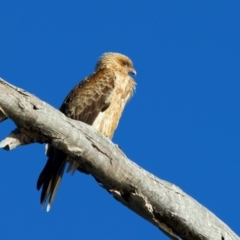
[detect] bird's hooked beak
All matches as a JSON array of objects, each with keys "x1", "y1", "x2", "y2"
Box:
[{"x1": 129, "y1": 67, "x2": 137, "y2": 76}]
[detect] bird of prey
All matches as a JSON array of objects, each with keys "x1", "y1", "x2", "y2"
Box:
[{"x1": 37, "y1": 52, "x2": 136, "y2": 211}]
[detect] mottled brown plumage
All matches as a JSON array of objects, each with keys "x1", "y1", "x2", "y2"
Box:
[{"x1": 37, "y1": 52, "x2": 136, "y2": 211}]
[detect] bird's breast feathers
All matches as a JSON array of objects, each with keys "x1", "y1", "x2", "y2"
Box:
[{"x1": 92, "y1": 72, "x2": 135, "y2": 139}]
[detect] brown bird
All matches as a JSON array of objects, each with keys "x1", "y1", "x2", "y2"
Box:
[{"x1": 37, "y1": 52, "x2": 136, "y2": 211}]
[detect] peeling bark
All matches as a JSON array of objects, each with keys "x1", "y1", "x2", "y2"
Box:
[{"x1": 0, "y1": 78, "x2": 239, "y2": 240}]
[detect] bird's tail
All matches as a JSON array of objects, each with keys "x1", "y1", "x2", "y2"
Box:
[{"x1": 37, "y1": 145, "x2": 67, "y2": 211}]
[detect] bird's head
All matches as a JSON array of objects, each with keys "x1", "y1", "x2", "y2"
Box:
[{"x1": 95, "y1": 52, "x2": 136, "y2": 76}]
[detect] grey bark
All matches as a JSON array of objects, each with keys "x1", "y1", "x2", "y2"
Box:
[{"x1": 0, "y1": 78, "x2": 239, "y2": 240}]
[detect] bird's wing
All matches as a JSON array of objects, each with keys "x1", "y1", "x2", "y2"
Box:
[
  {"x1": 37, "y1": 68, "x2": 116, "y2": 210},
  {"x1": 60, "y1": 68, "x2": 115, "y2": 123}
]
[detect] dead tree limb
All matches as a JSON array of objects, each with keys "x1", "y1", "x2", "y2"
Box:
[{"x1": 0, "y1": 78, "x2": 239, "y2": 240}]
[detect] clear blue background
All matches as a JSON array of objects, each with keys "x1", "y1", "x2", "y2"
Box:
[{"x1": 0, "y1": 1, "x2": 239, "y2": 239}]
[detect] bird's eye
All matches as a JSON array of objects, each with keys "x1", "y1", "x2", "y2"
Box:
[{"x1": 122, "y1": 61, "x2": 128, "y2": 66}]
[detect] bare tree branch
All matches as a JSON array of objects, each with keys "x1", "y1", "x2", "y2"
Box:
[{"x1": 0, "y1": 77, "x2": 239, "y2": 240}]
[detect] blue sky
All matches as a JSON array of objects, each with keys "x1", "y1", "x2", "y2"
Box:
[{"x1": 0, "y1": 1, "x2": 240, "y2": 239}]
